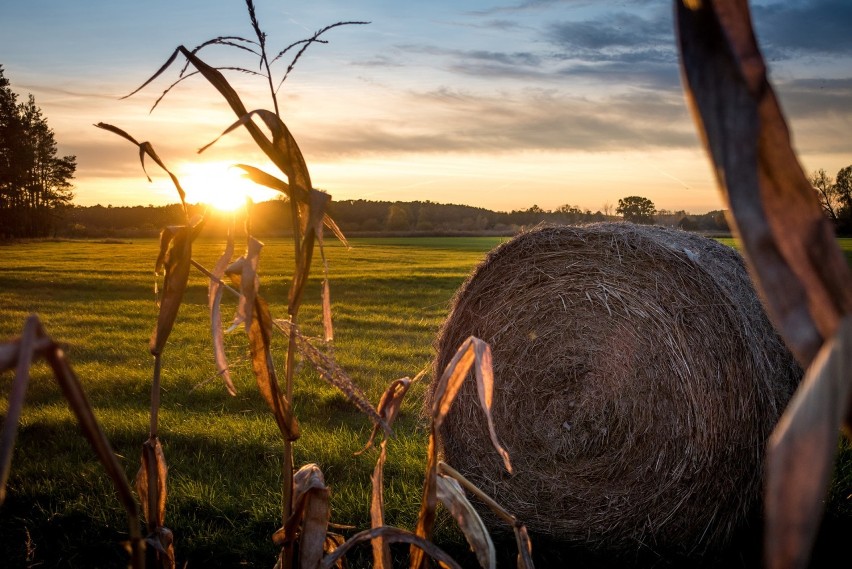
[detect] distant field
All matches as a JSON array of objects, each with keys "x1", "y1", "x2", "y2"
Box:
[{"x1": 0, "y1": 235, "x2": 849, "y2": 568}]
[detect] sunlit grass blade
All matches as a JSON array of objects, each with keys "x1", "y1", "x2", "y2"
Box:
[
  {"x1": 435, "y1": 474, "x2": 496, "y2": 569},
  {"x1": 0, "y1": 316, "x2": 40, "y2": 504},
  {"x1": 765, "y1": 315, "x2": 852, "y2": 569},
  {"x1": 321, "y1": 526, "x2": 463, "y2": 569},
  {"x1": 273, "y1": 320, "x2": 386, "y2": 433},
  {"x1": 209, "y1": 220, "x2": 236, "y2": 395},
  {"x1": 94, "y1": 123, "x2": 188, "y2": 218}
]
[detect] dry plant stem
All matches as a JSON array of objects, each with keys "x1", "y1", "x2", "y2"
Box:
[
  {"x1": 150, "y1": 354, "x2": 162, "y2": 438},
  {"x1": 0, "y1": 317, "x2": 39, "y2": 504},
  {"x1": 437, "y1": 462, "x2": 514, "y2": 525},
  {"x1": 192, "y1": 259, "x2": 241, "y2": 297},
  {"x1": 320, "y1": 527, "x2": 464, "y2": 569},
  {"x1": 44, "y1": 345, "x2": 145, "y2": 569}
]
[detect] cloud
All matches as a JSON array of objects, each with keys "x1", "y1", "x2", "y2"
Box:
[
  {"x1": 294, "y1": 86, "x2": 696, "y2": 159},
  {"x1": 753, "y1": 0, "x2": 852, "y2": 57}
]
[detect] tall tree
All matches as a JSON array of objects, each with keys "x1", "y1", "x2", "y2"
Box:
[
  {"x1": 0, "y1": 66, "x2": 76, "y2": 238},
  {"x1": 616, "y1": 195, "x2": 656, "y2": 224},
  {"x1": 809, "y1": 168, "x2": 840, "y2": 221}
]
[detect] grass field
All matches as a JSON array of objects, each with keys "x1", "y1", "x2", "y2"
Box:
[{"x1": 1, "y1": 235, "x2": 851, "y2": 568}]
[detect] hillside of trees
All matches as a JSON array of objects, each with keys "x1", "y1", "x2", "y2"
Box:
[{"x1": 56, "y1": 198, "x2": 732, "y2": 239}]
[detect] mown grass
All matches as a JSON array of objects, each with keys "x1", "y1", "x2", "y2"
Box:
[{"x1": 0, "y1": 235, "x2": 850, "y2": 568}]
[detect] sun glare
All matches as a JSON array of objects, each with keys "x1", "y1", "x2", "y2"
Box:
[{"x1": 179, "y1": 162, "x2": 278, "y2": 211}]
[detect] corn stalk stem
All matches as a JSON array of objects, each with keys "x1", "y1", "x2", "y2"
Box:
[{"x1": 150, "y1": 354, "x2": 162, "y2": 438}]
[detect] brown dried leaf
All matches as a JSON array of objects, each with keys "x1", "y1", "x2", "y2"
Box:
[
  {"x1": 322, "y1": 278, "x2": 334, "y2": 343},
  {"x1": 94, "y1": 123, "x2": 188, "y2": 219},
  {"x1": 234, "y1": 287, "x2": 300, "y2": 441},
  {"x1": 0, "y1": 316, "x2": 40, "y2": 504},
  {"x1": 209, "y1": 222, "x2": 236, "y2": 395},
  {"x1": 320, "y1": 526, "x2": 463, "y2": 569},
  {"x1": 296, "y1": 464, "x2": 331, "y2": 569},
  {"x1": 675, "y1": 0, "x2": 852, "y2": 366},
  {"x1": 413, "y1": 337, "x2": 511, "y2": 569},
  {"x1": 765, "y1": 315, "x2": 852, "y2": 569},
  {"x1": 272, "y1": 320, "x2": 386, "y2": 433},
  {"x1": 514, "y1": 524, "x2": 535, "y2": 569},
  {"x1": 150, "y1": 225, "x2": 194, "y2": 356},
  {"x1": 136, "y1": 436, "x2": 168, "y2": 532},
  {"x1": 359, "y1": 378, "x2": 414, "y2": 569},
  {"x1": 231, "y1": 237, "x2": 263, "y2": 334},
  {"x1": 436, "y1": 475, "x2": 496, "y2": 569}
]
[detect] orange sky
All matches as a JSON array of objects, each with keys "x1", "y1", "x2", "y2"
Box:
[{"x1": 1, "y1": 1, "x2": 850, "y2": 214}]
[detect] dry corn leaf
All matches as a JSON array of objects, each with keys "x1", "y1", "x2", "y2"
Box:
[
  {"x1": 209, "y1": 221, "x2": 236, "y2": 395},
  {"x1": 765, "y1": 315, "x2": 852, "y2": 569},
  {"x1": 676, "y1": 3, "x2": 852, "y2": 567},
  {"x1": 150, "y1": 224, "x2": 196, "y2": 356},
  {"x1": 94, "y1": 123, "x2": 188, "y2": 219},
  {"x1": 436, "y1": 474, "x2": 496, "y2": 569},
  {"x1": 0, "y1": 316, "x2": 40, "y2": 504},
  {"x1": 233, "y1": 164, "x2": 349, "y2": 248},
  {"x1": 357, "y1": 377, "x2": 414, "y2": 569},
  {"x1": 273, "y1": 320, "x2": 386, "y2": 433},
  {"x1": 437, "y1": 462, "x2": 534, "y2": 569},
  {"x1": 413, "y1": 336, "x2": 511, "y2": 569},
  {"x1": 298, "y1": 464, "x2": 331, "y2": 569},
  {"x1": 320, "y1": 526, "x2": 463, "y2": 569},
  {"x1": 676, "y1": 0, "x2": 852, "y2": 366},
  {"x1": 229, "y1": 283, "x2": 300, "y2": 442},
  {"x1": 231, "y1": 237, "x2": 263, "y2": 334},
  {"x1": 137, "y1": 436, "x2": 168, "y2": 531},
  {"x1": 33, "y1": 335, "x2": 145, "y2": 568}
]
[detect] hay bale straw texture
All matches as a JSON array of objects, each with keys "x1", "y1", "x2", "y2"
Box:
[{"x1": 431, "y1": 223, "x2": 801, "y2": 558}]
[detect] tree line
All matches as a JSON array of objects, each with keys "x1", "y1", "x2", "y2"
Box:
[
  {"x1": 57, "y1": 198, "x2": 732, "y2": 239},
  {"x1": 0, "y1": 66, "x2": 76, "y2": 238}
]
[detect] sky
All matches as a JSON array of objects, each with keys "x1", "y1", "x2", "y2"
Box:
[{"x1": 0, "y1": 0, "x2": 850, "y2": 214}]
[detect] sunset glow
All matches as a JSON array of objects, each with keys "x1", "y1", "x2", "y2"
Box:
[
  {"x1": 0, "y1": 1, "x2": 849, "y2": 213},
  {"x1": 178, "y1": 162, "x2": 279, "y2": 211}
]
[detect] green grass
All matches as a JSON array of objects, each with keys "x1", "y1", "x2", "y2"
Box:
[{"x1": 0, "y1": 235, "x2": 850, "y2": 568}]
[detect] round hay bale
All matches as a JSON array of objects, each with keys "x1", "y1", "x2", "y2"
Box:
[{"x1": 430, "y1": 223, "x2": 801, "y2": 558}]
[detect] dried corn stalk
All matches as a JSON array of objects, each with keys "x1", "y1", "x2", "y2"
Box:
[{"x1": 675, "y1": 1, "x2": 852, "y2": 567}]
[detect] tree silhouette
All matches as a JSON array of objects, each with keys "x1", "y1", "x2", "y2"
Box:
[{"x1": 616, "y1": 196, "x2": 655, "y2": 224}]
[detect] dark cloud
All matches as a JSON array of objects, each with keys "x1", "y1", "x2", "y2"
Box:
[{"x1": 753, "y1": 0, "x2": 852, "y2": 57}]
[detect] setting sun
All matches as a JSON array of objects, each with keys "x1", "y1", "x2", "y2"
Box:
[{"x1": 178, "y1": 161, "x2": 280, "y2": 211}]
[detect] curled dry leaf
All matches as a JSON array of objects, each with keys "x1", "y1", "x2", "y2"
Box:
[
  {"x1": 320, "y1": 526, "x2": 463, "y2": 569},
  {"x1": 94, "y1": 123, "x2": 188, "y2": 219},
  {"x1": 0, "y1": 316, "x2": 41, "y2": 505},
  {"x1": 412, "y1": 336, "x2": 512, "y2": 569},
  {"x1": 228, "y1": 237, "x2": 263, "y2": 334},
  {"x1": 0, "y1": 317, "x2": 145, "y2": 567},
  {"x1": 150, "y1": 222, "x2": 201, "y2": 356},
  {"x1": 676, "y1": 2, "x2": 852, "y2": 568},
  {"x1": 765, "y1": 315, "x2": 852, "y2": 569},
  {"x1": 436, "y1": 474, "x2": 496, "y2": 569},
  {"x1": 137, "y1": 436, "x2": 174, "y2": 569},
  {"x1": 209, "y1": 221, "x2": 236, "y2": 395},
  {"x1": 229, "y1": 282, "x2": 300, "y2": 442},
  {"x1": 356, "y1": 377, "x2": 414, "y2": 569},
  {"x1": 271, "y1": 464, "x2": 330, "y2": 569},
  {"x1": 233, "y1": 164, "x2": 350, "y2": 248}
]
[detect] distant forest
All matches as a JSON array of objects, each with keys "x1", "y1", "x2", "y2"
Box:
[{"x1": 55, "y1": 198, "x2": 731, "y2": 239}]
